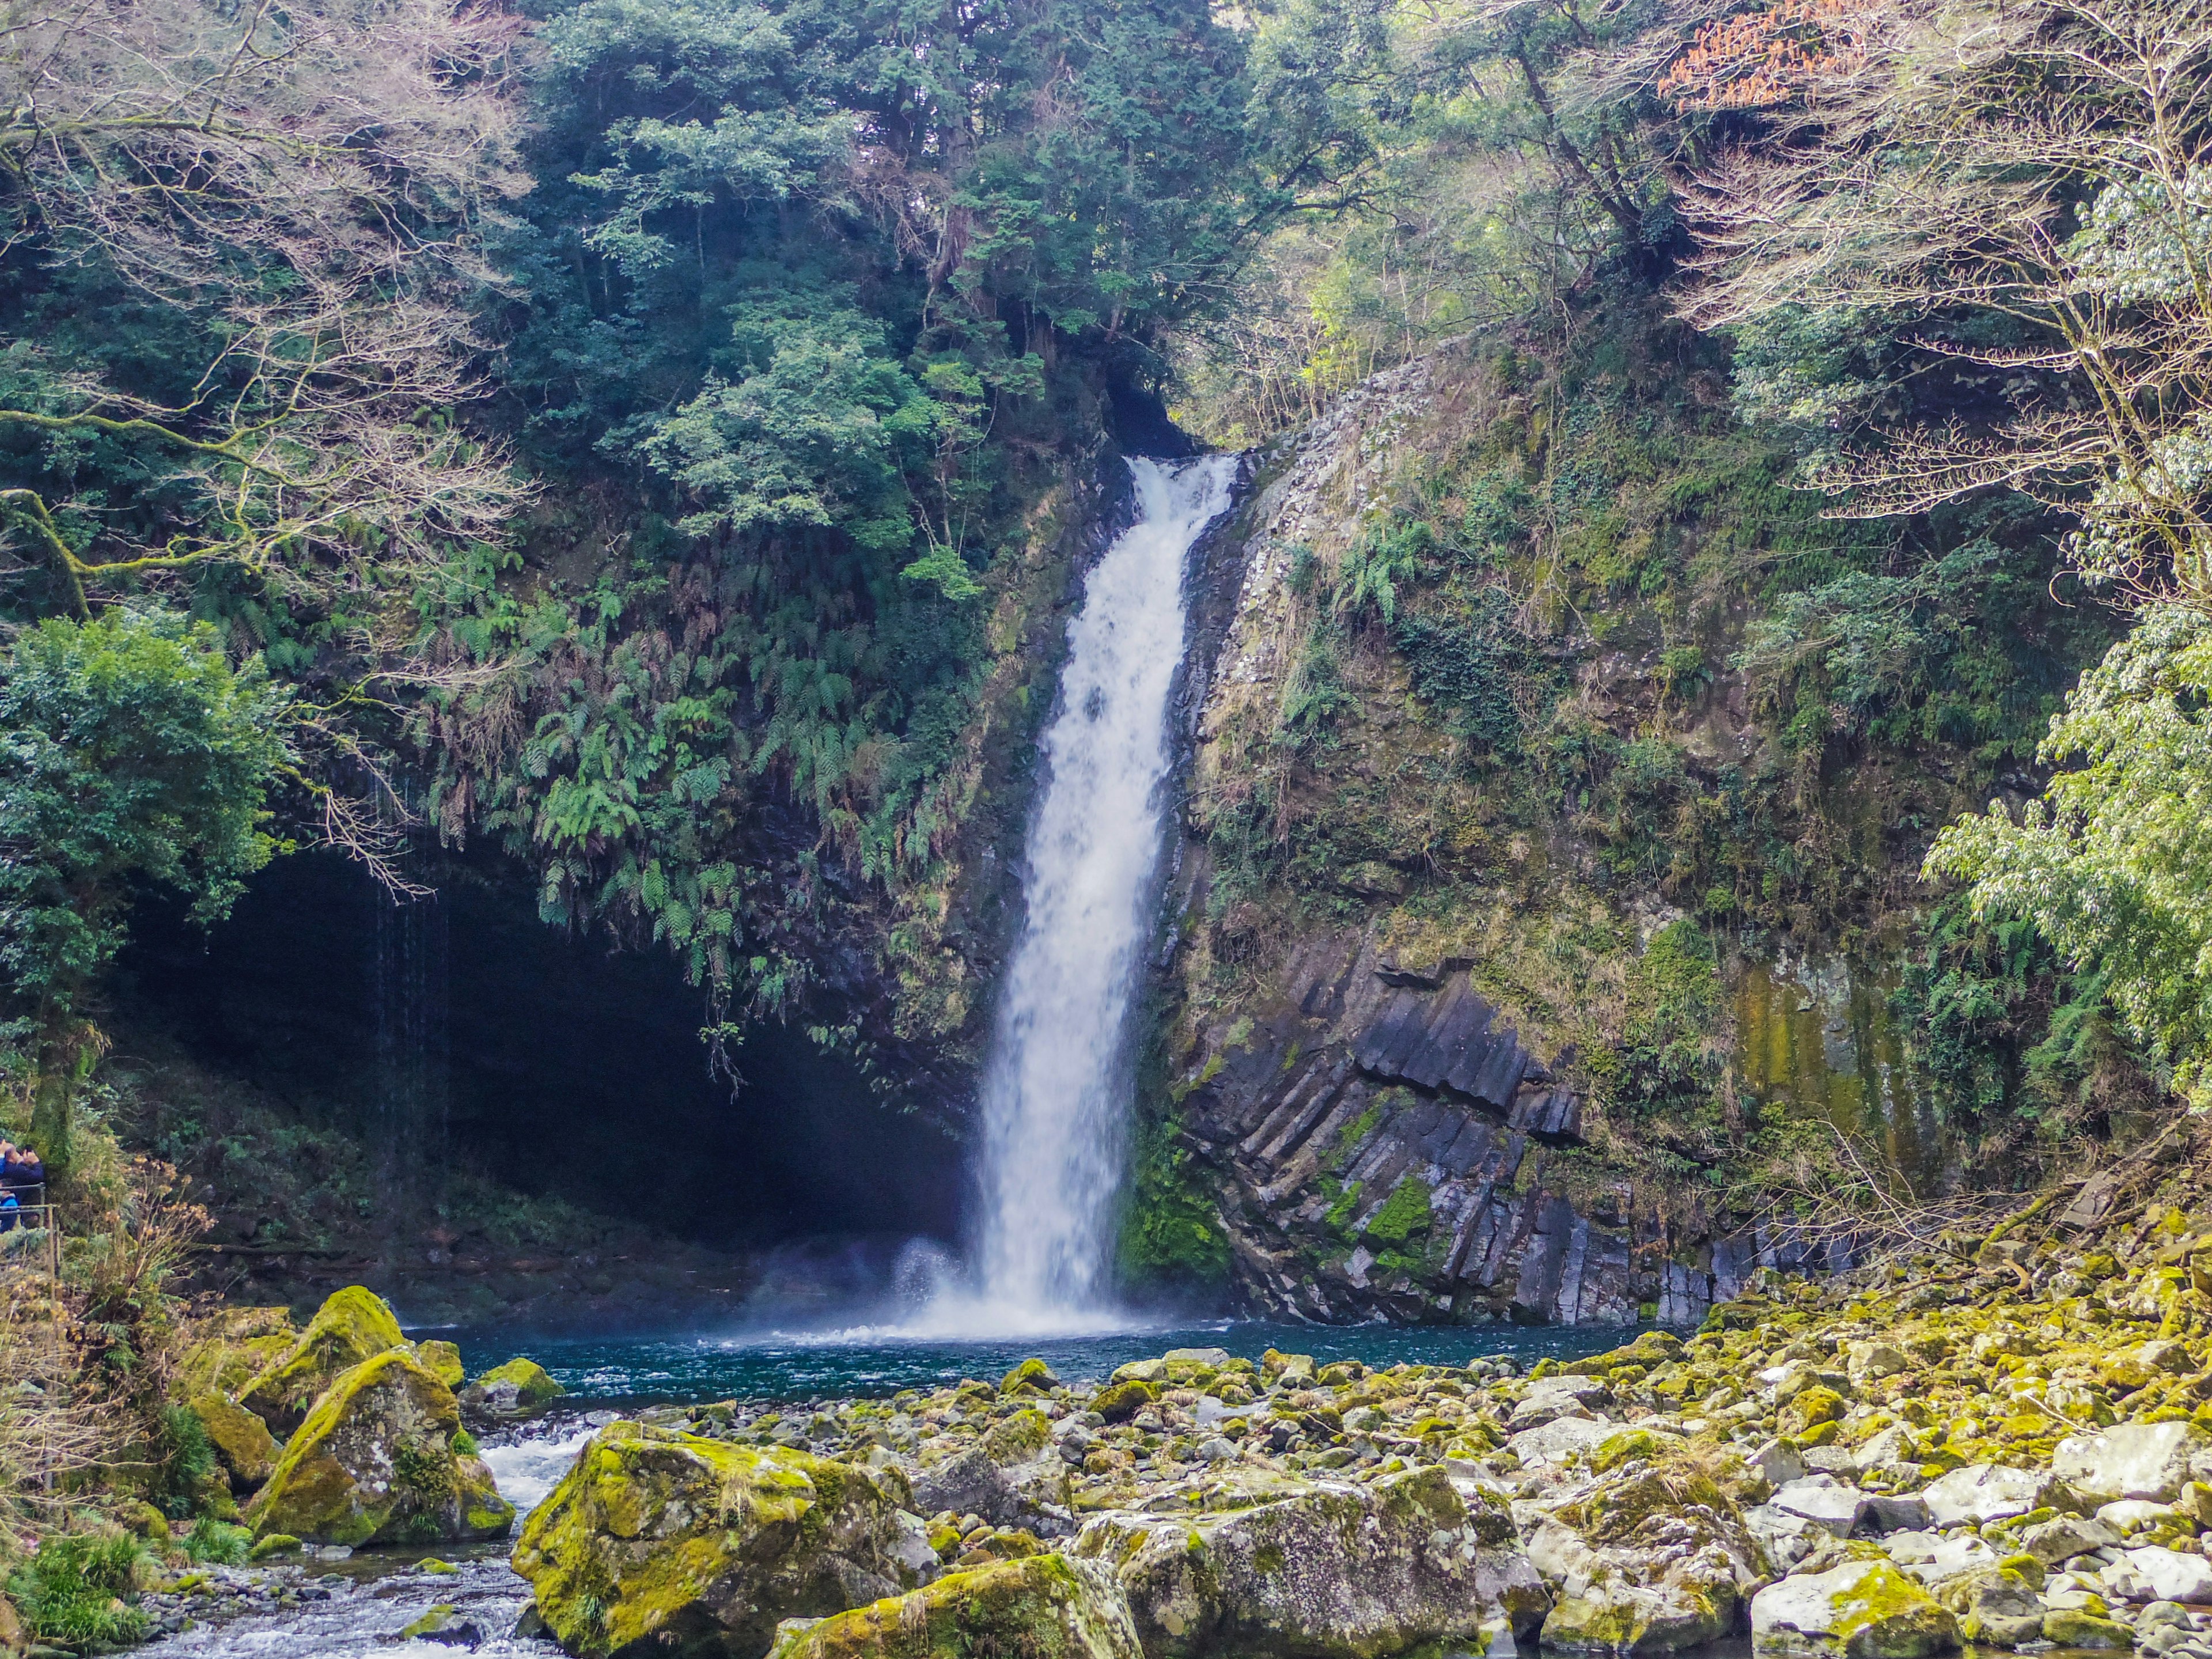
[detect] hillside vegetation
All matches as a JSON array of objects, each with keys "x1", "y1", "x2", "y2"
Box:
[{"x1": 0, "y1": 0, "x2": 2207, "y2": 1302}]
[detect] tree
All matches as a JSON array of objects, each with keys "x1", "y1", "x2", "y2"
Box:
[
  {"x1": 1667, "y1": 0, "x2": 2212, "y2": 608},
  {"x1": 0, "y1": 608, "x2": 289, "y2": 1164},
  {"x1": 0, "y1": 0, "x2": 531, "y2": 620},
  {"x1": 1927, "y1": 606, "x2": 2212, "y2": 1110}
]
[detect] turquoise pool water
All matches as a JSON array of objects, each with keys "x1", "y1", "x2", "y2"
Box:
[{"x1": 444, "y1": 1318, "x2": 1639, "y2": 1406}]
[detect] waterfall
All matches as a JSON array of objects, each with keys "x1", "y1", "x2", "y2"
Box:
[{"x1": 924, "y1": 454, "x2": 1237, "y2": 1337}]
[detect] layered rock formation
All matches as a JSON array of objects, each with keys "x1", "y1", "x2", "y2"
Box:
[
  {"x1": 1172, "y1": 925, "x2": 1849, "y2": 1323},
  {"x1": 1157, "y1": 344, "x2": 1865, "y2": 1323}
]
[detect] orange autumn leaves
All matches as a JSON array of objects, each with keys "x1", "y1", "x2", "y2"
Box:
[{"x1": 1658, "y1": 0, "x2": 1877, "y2": 111}]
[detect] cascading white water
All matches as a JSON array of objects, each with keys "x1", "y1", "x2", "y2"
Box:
[{"x1": 918, "y1": 454, "x2": 1236, "y2": 1337}]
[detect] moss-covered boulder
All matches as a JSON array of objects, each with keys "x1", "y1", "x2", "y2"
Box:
[
  {"x1": 1090, "y1": 1382, "x2": 1157, "y2": 1425},
  {"x1": 245, "y1": 1349, "x2": 513, "y2": 1547},
  {"x1": 238, "y1": 1287, "x2": 406, "y2": 1435},
  {"x1": 982, "y1": 1409, "x2": 1051, "y2": 1465},
  {"x1": 189, "y1": 1392, "x2": 279, "y2": 1493},
  {"x1": 1527, "y1": 1456, "x2": 1770, "y2": 1657},
  {"x1": 1562, "y1": 1331, "x2": 1685, "y2": 1377},
  {"x1": 412, "y1": 1340, "x2": 465, "y2": 1391},
  {"x1": 999, "y1": 1359, "x2": 1059, "y2": 1397},
  {"x1": 461, "y1": 1355, "x2": 565, "y2": 1414},
  {"x1": 1750, "y1": 1560, "x2": 1956, "y2": 1658},
  {"x1": 1071, "y1": 1465, "x2": 1545, "y2": 1659},
  {"x1": 764, "y1": 1555, "x2": 1139, "y2": 1659},
  {"x1": 172, "y1": 1306, "x2": 297, "y2": 1404},
  {"x1": 511, "y1": 1421, "x2": 929, "y2": 1659}
]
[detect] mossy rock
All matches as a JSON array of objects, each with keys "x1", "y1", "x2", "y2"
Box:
[
  {"x1": 511, "y1": 1420, "x2": 927, "y2": 1659},
  {"x1": 245, "y1": 1349, "x2": 514, "y2": 1547},
  {"x1": 766, "y1": 1555, "x2": 1139, "y2": 1659},
  {"x1": 1091, "y1": 1382, "x2": 1157, "y2": 1425},
  {"x1": 1751, "y1": 1560, "x2": 1956, "y2": 1658},
  {"x1": 999, "y1": 1359, "x2": 1059, "y2": 1396},
  {"x1": 238, "y1": 1287, "x2": 406, "y2": 1435},
  {"x1": 172, "y1": 1317, "x2": 296, "y2": 1404},
  {"x1": 190, "y1": 1393, "x2": 279, "y2": 1493},
  {"x1": 2042, "y1": 1609, "x2": 2134, "y2": 1649},
  {"x1": 1780, "y1": 1388, "x2": 1849, "y2": 1439},
  {"x1": 982, "y1": 1410, "x2": 1051, "y2": 1465},
  {"x1": 247, "y1": 1534, "x2": 300, "y2": 1561},
  {"x1": 461, "y1": 1355, "x2": 564, "y2": 1414},
  {"x1": 411, "y1": 1340, "x2": 465, "y2": 1391},
  {"x1": 1071, "y1": 1464, "x2": 1546, "y2": 1659},
  {"x1": 1563, "y1": 1331, "x2": 1686, "y2": 1378}
]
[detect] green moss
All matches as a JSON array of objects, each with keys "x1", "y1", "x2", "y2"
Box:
[
  {"x1": 1092, "y1": 1382, "x2": 1158, "y2": 1423},
  {"x1": 1364, "y1": 1175, "x2": 1434, "y2": 1245},
  {"x1": 238, "y1": 1286, "x2": 404, "y2": 1434},
  {"x1": 1115, "y1": 1104, "x2": 1232, "y2": 1293}
]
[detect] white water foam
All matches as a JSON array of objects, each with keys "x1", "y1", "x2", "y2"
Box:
[
  {"x1": 910, "y1": 454, "x2": 1237, "y2": 1340},
  {"x1": 479, "y1": 1424, "x2": 598, "y2": 1518}
]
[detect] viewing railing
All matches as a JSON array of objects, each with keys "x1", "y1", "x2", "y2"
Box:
[{"x1": 0, "y1": 1182, "x2": 60, "y2": 1279}]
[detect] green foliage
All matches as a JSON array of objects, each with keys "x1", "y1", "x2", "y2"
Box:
[
  {"x1": 1591, "y1": 921, "x2": 1722, "y2": 1128},
  {"x1": 1115, "y1": 1111, "x2": 1230, "y2": 1293},
  {"x1": 155, "y1": 1403, "x2": 220, "y2": 1520},
  {"x1": 1929, "y1": 605, "x2": 2212, "y2": 1108},
  {"x1": 1888, "y1": 897, "x2": 2133, "y2": 1137},
  {"x1": 441, "y1": 0, "x2": 1264, "y2": 1025},
  {"x1": 0, "y1": 608, "x2": 288, "y2": 1157},
  {"x1": 183, "y1": 1518, "x2": 253, "y2": 1566},
  {"x1": 6, "y1": 1532, "x2": 150, "y2": 1646}
]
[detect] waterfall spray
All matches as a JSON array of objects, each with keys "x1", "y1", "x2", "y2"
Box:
[{"x1": 919, "y1": 454, "x2": 1236, "y2": 1336}]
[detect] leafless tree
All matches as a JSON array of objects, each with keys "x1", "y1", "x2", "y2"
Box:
[
  {"x1": 0, "y1": 0, "x2": 533, "y2": 613},
  {"x1": 1665, "y1": 0, "x2": 2212, "y2": 608}
]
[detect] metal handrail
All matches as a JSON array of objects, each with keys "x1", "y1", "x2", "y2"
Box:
[{"x1": 0, "y1": 1180, "x2": 60, "y2": 1279}]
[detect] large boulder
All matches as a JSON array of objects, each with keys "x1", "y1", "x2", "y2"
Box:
[
  {"x1": 1915, "y1": 1464, "x2": 2054, "y2": 1527},
  {"x1": 238, "y1": 1287, "x2": 406, "y2": 1435},
  {"x1": 189, "y1": 1392, "x2": 279, "y2": 1492},
  {"x1": 172, "y1": 1306, "x2": 297, "y2": 1400},
  {"x1": 512, "y1": 1421, "x2": 930, "y2": 1659},
  {"x1": 1071, "y1": 1465, "x2": 1546, "y2": 1659},
  {"x1": 764, "y1": 1555, "x2": 1140, "y2": 1659},
  {"x1": 461, "y1": 1356, "x2": 564, "y2": 1415},
  {"x1": 1750, "y1": 1560, "x2": 1956, "y2": 1658},
  {"x1": 2054, "y1": 1422, "x2": 2212, "y2": 1505},
  {"x1": 245, "y1": 1349, "x2": 513, "y2": 1546},
  {"x1": 1527, "y1": 1456, "x2": 1770, "y2": 1657}
]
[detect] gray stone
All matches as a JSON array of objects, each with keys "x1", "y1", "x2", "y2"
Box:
[
  {"x1": 1508, "y1": 1417, "x2": 1615, "y2": 1469},
  {"x1": 2020, "y1": 1515, "x2": 2123, "y2": 1565},
  {"x1": 1918, "y1": 1463, "x2": 2056, "y2": 1526},
  {"x1": 2055, "y1": 1423, "x2": 2212, "y2": 1505},
  {"x1": 1071, "y1": 1466, "x2": 1547, "y2": 1659},
  {"x1": 1771, "y1": 1477, "x2": 1868, "y2": 1537},
  {"x1": 1751, "y1": 1560, "x2": 1957, "y2": 1657}
]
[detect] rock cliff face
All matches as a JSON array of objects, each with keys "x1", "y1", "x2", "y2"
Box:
[
  {"x1": 1169, "y1": 922, "x2": 1847, "y2": 1323},
  {"x1": 1156, "y1": 347, "x2": 1857, "y2": 1324}
]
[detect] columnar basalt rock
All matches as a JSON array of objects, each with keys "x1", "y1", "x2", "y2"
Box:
[{"x1": 1171, "y1": 927, "x2": 1846, "y2": 1323}]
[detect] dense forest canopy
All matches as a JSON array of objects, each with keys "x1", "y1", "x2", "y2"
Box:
[{"x1": 2, "y1": 0, "x2": 2210, "y2": 1170}]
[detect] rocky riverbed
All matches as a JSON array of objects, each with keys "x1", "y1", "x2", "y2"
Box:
[
  {"x1": 26, "y1": 1187, "x2": 2212, "y2": 1659},
  {"x1": 490, "y1": 1196, "x2": 2212, "y2": 1659}
]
